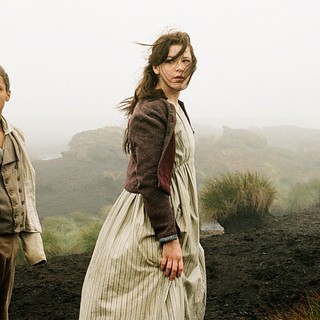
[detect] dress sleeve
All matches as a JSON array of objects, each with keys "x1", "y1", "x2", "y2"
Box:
[{"x1": 128, "y1": 100, "x2": 178, "y2": 242}]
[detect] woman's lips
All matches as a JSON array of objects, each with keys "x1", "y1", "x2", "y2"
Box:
[{"x1": 173, "y1": 76, "x2": 185, "y2": 82}]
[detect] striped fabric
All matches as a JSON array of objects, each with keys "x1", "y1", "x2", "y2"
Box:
[{"x1": 79, "y1": 105, "x2": 206, "y2": 319}]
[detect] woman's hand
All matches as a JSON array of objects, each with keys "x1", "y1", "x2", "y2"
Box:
[{"x1": 160, "y1": 239, "x2": 183, "y2": 281}]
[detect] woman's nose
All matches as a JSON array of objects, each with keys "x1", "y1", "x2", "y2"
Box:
[{"x1": 175, "y1": 60, "x2": 184, "y2": 71}]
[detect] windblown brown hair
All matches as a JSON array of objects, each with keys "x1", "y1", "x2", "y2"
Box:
[{"x1": 119, "y1": 31, "x2": 197, "y2": 153}]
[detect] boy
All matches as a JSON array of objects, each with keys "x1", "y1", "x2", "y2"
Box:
[{"x1": 0, "y1": 65, "x2": 46, "y2": 320}]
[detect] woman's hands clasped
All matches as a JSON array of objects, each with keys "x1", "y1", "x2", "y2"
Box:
[{"x1": 160, "y1": 239, "x2": 183, "y2": 281}]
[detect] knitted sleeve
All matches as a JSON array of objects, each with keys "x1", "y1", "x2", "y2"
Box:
[{"x1": 126, "y1": 99, "x2": 178, "y2": 242}]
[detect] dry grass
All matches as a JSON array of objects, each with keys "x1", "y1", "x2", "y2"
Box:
[
  {"x1": 200, "y1": 171, "x2": 277, "y2": 224},
  {"x1": 262, "y1": 292, "x2": 320, "y2": 320}
]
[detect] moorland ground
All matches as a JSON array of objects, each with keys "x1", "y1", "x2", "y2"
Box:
[{"x1": 10, "y1": 210, "x2": 320, "y2": 320}]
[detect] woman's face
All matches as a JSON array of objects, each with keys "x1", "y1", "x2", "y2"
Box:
[{"x1": 153, "y1": 45, "x2": 193, "y2": 95}]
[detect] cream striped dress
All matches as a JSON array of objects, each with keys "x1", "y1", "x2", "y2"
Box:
[{"x1": 79, "y1": 104, "x2": 206, "y2": 319}]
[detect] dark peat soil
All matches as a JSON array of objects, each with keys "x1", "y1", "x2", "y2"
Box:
[{"x1": 10, "y1": 210, "x2": 320, "y2": 319}]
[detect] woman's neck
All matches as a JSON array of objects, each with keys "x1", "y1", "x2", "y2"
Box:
[
  {"x1": 165, "y1": 91, "x2": 180, "y2": 106},
  {"x1": 156, "y1": 84, "x2": 180, "y2": 106},
  {"x1": 167, "y1": 98, "x2": 179, "y2": 107}
]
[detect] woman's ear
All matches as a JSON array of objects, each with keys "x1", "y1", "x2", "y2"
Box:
[{"x1": 152, "y1": 65, "x2": 160, "y2": 75}]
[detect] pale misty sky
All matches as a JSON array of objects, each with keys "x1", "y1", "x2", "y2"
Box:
[{"x1": 1, "y1": 0, "x2": 319, "y2": 146}]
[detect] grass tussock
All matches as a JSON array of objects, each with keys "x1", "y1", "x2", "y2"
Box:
[
  {"x1": 262, "y1": 292, "x2": 320, "y2": 320},
  {"x1": 200, "y1": 171, "x2": 277, "y2": 225}
]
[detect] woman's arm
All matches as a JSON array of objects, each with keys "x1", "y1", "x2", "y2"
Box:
[
  {"x1": 127, "y1": 99, "x2": 177, "y2": 241},
  {"x1": 128, "y1": 99, "x2": 183, "y2": 279}
]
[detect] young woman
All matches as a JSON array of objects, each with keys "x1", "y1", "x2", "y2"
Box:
[{"x1": 79, "y1": 31, "x2": 206, "y2": 320}]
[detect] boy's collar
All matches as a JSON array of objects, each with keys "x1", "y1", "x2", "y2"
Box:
[{"x1": 0, "y1": 116, "x2": 13, "y2": 135}]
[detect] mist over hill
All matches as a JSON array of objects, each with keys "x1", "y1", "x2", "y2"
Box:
[
  {"x1": 33, "y1": 126, "x2": 127, "y2": 217},
  {"x1": 31, "y1": 124, "x2": 320, "y2": 218}
]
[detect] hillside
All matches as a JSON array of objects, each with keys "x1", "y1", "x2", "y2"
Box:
[
  {"x1": 32, "y1": 124, "x2": 320, "y2": 218},
  {"x1": 10, "y1": 209, "x2": 320, "y2": 319},
  {"x1": 259, "y1": 125, "x2": 320, "y2": 153},
  {"x1": 33, "y1": 126, "x2": 127, "y2": 216}
]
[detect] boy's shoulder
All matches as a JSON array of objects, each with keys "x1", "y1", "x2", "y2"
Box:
[{"x1": 1, "y1": 117, "x2": 25, "y2": 142}]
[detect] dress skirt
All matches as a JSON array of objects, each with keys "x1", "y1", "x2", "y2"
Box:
[{"x1": 79, "y1": 105, "x2": 206, "y2": 319}]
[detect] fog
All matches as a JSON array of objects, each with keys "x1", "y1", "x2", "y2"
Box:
[{"x1": 1, "y1": 0, "x2": 319, "y2": 146}]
